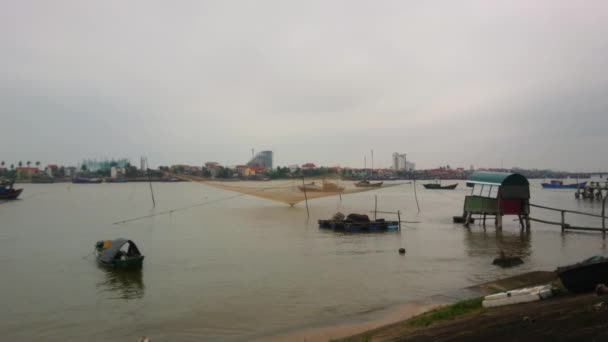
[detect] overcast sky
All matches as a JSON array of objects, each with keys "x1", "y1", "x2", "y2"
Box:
[{"x1": 1, "y1": 1, "x2": 607, "y2": 171}]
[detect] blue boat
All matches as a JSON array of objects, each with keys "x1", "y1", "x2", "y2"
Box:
[{"x1": 541, "y1": 180, "x2": 587, "y2": 189}]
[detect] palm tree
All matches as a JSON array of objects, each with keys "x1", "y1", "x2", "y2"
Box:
[
  {"x1": 1, "y1": 161, "x2": 4, "y2": 167},
  {"x1": 35, "y1": 161, "x2": 40, "y2": 167},
  {"x1": 26, "y1": 161, "x2": 31, "y2": 167},
  {"x1": 18, "y1": 161, "x2": 22, "y2": 167},
  {"x1": 10, "y1": 164, "x2": 14, "y2": 170}
]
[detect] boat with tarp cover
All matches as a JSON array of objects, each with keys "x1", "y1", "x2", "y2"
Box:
[
  {"x1": 318, "y1": 213, "x2": 399, "y2": 232},
  {"x1": 556, "y1": 256, "x2": 608, "y2": 293},
  {"x1": 95, "y1": 239, "x2": 144, "y2": 269}
]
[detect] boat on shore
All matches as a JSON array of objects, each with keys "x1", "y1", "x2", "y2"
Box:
[
  {"x1": 318, "y1": 213, "x2": 399, "y2": 232},
  {"x1": 423, "y1": 183, "x2": 458, "y2": 190},
  {"x1": 541, "y1": 180, "x2": 586, "y2": 189},
  {"x1": 72, "y1": 177, "x2": 103, "y2": 184},
  {"x1": 556, "y1": 256, "x2": 608, "y2": 293},
  {"x1": 354, "y1": 180, "x2": 383, "y2": 188},
  {"x1": 95, "y1": 239, "x2": 144, "y2": 269}
]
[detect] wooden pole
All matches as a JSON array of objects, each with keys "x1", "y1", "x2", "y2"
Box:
[
  {"x1": 374, "y1": 195, "x2": 377, "y2": 220},
  {"x1": 413, "y1": 179, "x2": 420, "y2": 213},
  {"x1": 397, "y1": 210, "x2": 401, "y2": 230},
  {"x1": 146, "y1": 158, "x2": 156, "y2": 208},
  {"x1": 302, "y1": 177, "x2": 310, "y2": 218},
  {"x1": 561, "y1": 210, "x2": 566, "y2": 233},
  {"x1": 602, "y1": 196, "x2": 606, "y2": 232}
]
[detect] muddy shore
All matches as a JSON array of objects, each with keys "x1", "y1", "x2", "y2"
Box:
[{"x1": 338, "y1": 271, "x2": 608, "y2": 342}]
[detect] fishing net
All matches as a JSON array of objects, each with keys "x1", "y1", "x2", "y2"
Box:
[{"x1": 175, "y1": 175, "x2": 399, "y2": 206}]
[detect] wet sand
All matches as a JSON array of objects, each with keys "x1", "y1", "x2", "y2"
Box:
[{"x1": 261, "y1": 301, "x2": 440, "y2": 342}]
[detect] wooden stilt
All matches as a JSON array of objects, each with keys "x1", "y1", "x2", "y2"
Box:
[{"x1": 496, "y1": 213, "x2": 503, "y2": 229}]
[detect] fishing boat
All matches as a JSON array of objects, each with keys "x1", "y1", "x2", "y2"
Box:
[
  {"x1": 318, "y1": 213, "x2": 399, "y2": 232},
  {"x1": 423, "y1": 183, "x2": 458, "y2": 190},
  {"x1": 298, "y1": 181, "x2": 344, "y2": 192},
  {"x1": 0, "y1": 180, "x2": 23, "y2": 200},
  {"x1": 95, "y1": 239, "x2": 144, "y2": 269},
  {"x1": 72, "y1": 176, "x2": 103, "y2": 184},
  {"x1": 354, "y1": 180, "x2": 383, "y2": 188},
  {"x1": 556, "y1": 256, "x2": 608, "y2": 293},
  {"x1": 541, "y1": 180, "x2": 586, "y2": 189}
]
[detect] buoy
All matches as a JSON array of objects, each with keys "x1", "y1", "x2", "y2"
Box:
[{"x1": 398, "y1": 248, "x2": 406, "y2": 254}]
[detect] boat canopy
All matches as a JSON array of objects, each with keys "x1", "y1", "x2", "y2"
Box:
[
  {"x1": 467, "y1": 171, "x2": 529, "y2": 187},
  {"x1": 99, "y1": 239, "x2": 142, "y2": 264},
  {"x1": 467, "y1": 171, "x2": 530, "y2": 199}
]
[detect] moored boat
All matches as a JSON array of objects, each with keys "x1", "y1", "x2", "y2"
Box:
[
  {"x1": 72, "y1": 176, "x2": 103, "y2": 184},
  {"x1": 298, "y1": 181, "x2": 344, "y2": 192},
  {"x1": 95, "y1": 239, "x2": 144, "y2": 269},
  {"x1": 423, "y1": 183, "x2": 458, "y2": 190},
  {"x1": 354, "y1": 180, "x2": 383, "y2": 188},
  {"x1": 0, "y1": 180, "x2": 23, "y2": 200},
  {"x1": 541, "y1": 180, "x2": 586, "y2": 189},
  {"x1": 318, "y1": 213, "x2": 399, "y2": 232},
  {"x1": 556, "y1": 256, "x2": 608, "y2": 293}
]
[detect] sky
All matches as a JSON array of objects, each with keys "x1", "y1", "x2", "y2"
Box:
[{"x1": 1, "y1": 1, "x2": 607, "y2": 171}]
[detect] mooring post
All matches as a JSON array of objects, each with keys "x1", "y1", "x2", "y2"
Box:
[
  {"x1": 397, "y1": 210, "x2": 401, "y2": 230},
  {"x1": 374, "y1": 195, "x2": 378, "y2": 220},
  {"x1": 602, "y1": 197, "x2": 606, "y2": 232},
  {"x1": 301, "y1": 177, "x2": 310, "y2": 218},
  {"x1": 561, "y1": 210, "x2": 566, "y2": 233}
]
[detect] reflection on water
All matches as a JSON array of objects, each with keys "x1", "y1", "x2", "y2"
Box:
[
  {"x1": 96, "y1": 267, "x2": 145, "y2": 300},
  {"x1": 463, "y1": 227, "x2": 532, "y2": 258}
]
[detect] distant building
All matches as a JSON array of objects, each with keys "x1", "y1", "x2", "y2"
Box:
[
  {"x1": 301, "y1": 162, "x2": 317, "y2": 170},
  {"x1": 405, "y1": 161, "x2": 415, "y2": 171},
  {"x1": 235, "y1": 165, "x2": 255, "y2": 177},
  {"x1": 392, "y1": 153, "x2": 407, "y2": 170},
  {"x1": 81, "y1": 158, "x2": 130, "y2": 172},
  {"x1": 247, "y1": 150, "x2": 273, "y2": 170}
]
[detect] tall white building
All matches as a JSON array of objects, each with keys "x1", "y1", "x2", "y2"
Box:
[
  {"x1": 405, "y1": 161, "x2": 415, "y2": 171},
  {"x1": 392, "y1": 153, "x2": 407, "y2": 170}
]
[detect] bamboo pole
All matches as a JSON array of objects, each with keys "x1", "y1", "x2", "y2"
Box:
[
  {"x1": 374, "y1": 195, "x2": 377, "y2": 220},
  {"x1": 301, "y1": 177, "x2": 309, "y2": 218},
  {"x1": 397, "y1": 210, "x2": 401, "y2": 230},
  {"x1": 602, "y1": 196, "x2": 606, "y2": 232},
  {"x1": 413, "y1": 179, "x2": 420, "y2": 213},
  {"x1": 561, "y1": 210, "x2": 566, "y2": 233},
  {"x1": 146, "y1": 158, "x2": 156, "y2": 208}
]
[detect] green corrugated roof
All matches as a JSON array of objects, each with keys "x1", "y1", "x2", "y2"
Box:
[{"x1": 467, "y1": 171, "x2": 529, "y2": 186}]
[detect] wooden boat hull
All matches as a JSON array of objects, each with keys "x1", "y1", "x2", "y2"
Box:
[
  {"x1": 318, "y1": 219, "x2": 399, "y2": 232},
  {"x1": 97, "y1": 255, "x2": 144, "y2": 270},
  {"x1": 298, "y1": 186, "x2": 345, "y2": 192},
  {"x1": 423, "y1": 183, "x2": 458, "y2": 190},
  {"x1": 0, "y1": 188, "x2": 23, "y2": 200},
  {"x1": 354, "y1": 182, "x2": 383, "y2": 188},
  {"x1": 556, "y1": 258, "x2": 608, "y2": 293},
  {"x1": 541, "y1": 182, "x2": 586, "y2": 189}
]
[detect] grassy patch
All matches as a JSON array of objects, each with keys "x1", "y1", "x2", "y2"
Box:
[{"x1": 407, "y1": 297, "x2": 484, "y2": 328}]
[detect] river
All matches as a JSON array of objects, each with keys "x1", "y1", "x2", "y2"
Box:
[{"x1": 1, "y1": 180, "x2": 606, "y2": 341}]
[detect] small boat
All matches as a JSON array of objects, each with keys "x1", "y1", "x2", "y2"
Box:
[
  {"x1": 298, "y1": 181, "x2": 344, "y2": 192},
  {"x1": 72, "y1": 176, "x2": 103, "y2": 184},
  {"x1": 556, "y1": 256, "x2": 608, "y2": 293},
  {"x1": 541, "y1": 180, "x2": 586, "y2": 189},
  {"x1": 95, "y1": 239, "x2": 145, "y2": 269},
  {"x1": 423, "y1": 183, "x2": 458, "y2": 190},
  {"x1": 318, "y1": 213, "x2": 399, "y2": 232},
  {"x1": 0, "y1": 180, "x2": 23, "y2": 200},
  {"x1": 354, "y1": 180, "x2": 383, "y2": 188}
]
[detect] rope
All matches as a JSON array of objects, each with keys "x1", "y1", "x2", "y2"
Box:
[{"x1": 111, "y1": 180, "x2": 301, "y2": 225}]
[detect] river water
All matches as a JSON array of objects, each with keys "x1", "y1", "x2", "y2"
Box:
[{"x1": 1, "y1": 180, "x2": 606, "y2": 341}]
